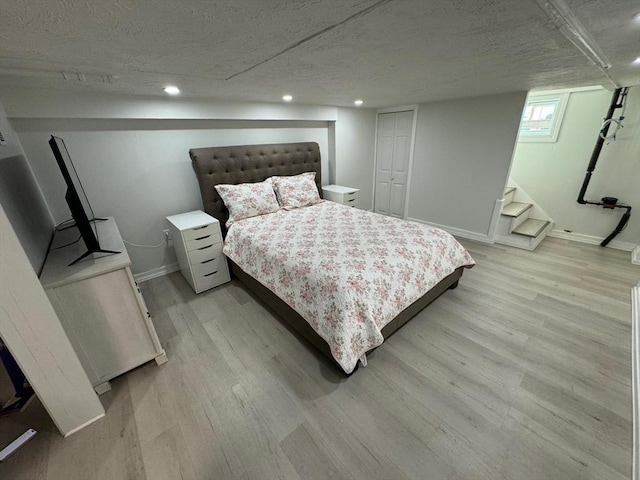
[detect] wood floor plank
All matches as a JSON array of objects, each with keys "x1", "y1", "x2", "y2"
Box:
[
  {"x1": 280, "y1": 423, "x2": 343, "y2": 480},
  {"x1": 265, "y1": 352, "x2": 409, "y2": 480},
  {"x1": 205, "y1": 383, "x2": 301, "y2": 480},
  {"x1": 503, "y1": 408, "x2": 630, "y2": 480},
  {"x1": 385, "y1": 335, "x2": 514, "y2": 427},
  {"x1": 326, "y1": 387, "x2": 456, "y2": 480},
  {"x1": 140, "y1": 424, "x2": 195, "y2": 480},
  {"x1": 512, "y1": 383, "x2": 630, "y2": 476},
  {"x1": 236, "y1": 367, "x2": 306, "y2": 443}
]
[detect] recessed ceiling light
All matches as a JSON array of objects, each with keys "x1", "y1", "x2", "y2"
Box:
[
  {"x1": 633, "y1": 57, "x2": 640, "y2": 66},
  {"x1": 354, "y1": 99, "x2": 364, "y2": 106},
  {"x1": 163, "y1": 86, "x2": 180, "y2": 95},
  {"x1": 282, "y1": 94, "x2": 293, "y2": 102}
]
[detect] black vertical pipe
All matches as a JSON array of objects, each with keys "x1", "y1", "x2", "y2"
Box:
[{"x1": 577, "y1": 87, "x2": 624, "y2": 204}]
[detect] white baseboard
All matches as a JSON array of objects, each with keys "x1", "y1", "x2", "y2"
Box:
[
  {"x1": 134, "y1": 262, "x2": 180, "y2": 283},
  {"x1": 406, "y1": 217, "x2": 494, "y2": 244},
  {"x1": 632, "y1": 284, "x2": 640, "y2": 480},
  {"x1": 633, "y1": 245, "x2": 640, "y2": 266},
  {"x1": 548, "y1": 230, "x2": 636, "y2": 252},
  {"x1": 494, "y1": 235, "x2": 535, "y2": 251}
]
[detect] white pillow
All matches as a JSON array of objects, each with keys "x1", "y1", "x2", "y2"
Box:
[
  {"x1": 214, "y1": 180, "x2": 280, "y2": 227},
  {"x1": 272, "y1": 172, "x2": 322, "y2": 210}
]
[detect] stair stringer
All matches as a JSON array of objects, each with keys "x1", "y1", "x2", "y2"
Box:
[
  {"x1": 507, "y1": 179, "x2": 553, "y2": 222},
  {"x1": 496, "y1": 179, "x2": 555, "y2": 250}
]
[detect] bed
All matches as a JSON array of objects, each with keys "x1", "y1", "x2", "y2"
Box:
[{"x1": 190, "y1": 142, "x2": 474, "y2": 374}]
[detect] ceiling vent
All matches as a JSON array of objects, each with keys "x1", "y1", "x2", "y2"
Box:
[{"x1": 60, "y1": 72, "x2": 116, "y2": 83}]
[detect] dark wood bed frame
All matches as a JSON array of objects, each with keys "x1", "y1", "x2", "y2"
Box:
[{"x1": 189, "y1": 142, "x2": 463, "y2": 372}]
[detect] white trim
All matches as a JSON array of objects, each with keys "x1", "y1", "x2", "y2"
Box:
[
  {"x1": 372, "y1": 107, "x2": 417, "y2": 218},
  {"x1": 134, "y1": 262, "x2": 180, "y2": 283},
  {"x1": 529, "y1": 85, "x2": 603, "y2": 95},
  {"x1": 402, "y1": 106, "x2": 419, "y2": 220},
  {"x1": 406, "y1": 217, "x2": 494, "y2": 244},
  {"x1": 488, "y1": 198, "x2": 505, "y2": 241},
  {"x1": 494, "y1": 234, "x2": 536, "y2": 251},
  {"x1": 63, "y1": 413, "x2": 105, "y2": 437},
  {"x1": 632, "y1": 284, "x2": 640, "y2": 480},
  {"x1": 376, "y1": 104, "x2": 419, "y2": 114},
  {"x1": 518, "y1": 92, "x2": 569, "y2": 143},
  {"x1": 632, "y1": 245, "x2": 640, "y2": 266},
  {"x1": 371, "y1": 111, "x2": 380, "y2": 213},
  {"x1": 547, "y1": 230, "x2": 636, "y2": 252}
]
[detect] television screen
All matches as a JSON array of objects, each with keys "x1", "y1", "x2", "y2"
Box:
[
  {"x1": 49, "y1": 136, "x2": 118, "y2": 265},
  {"x1": 49, "y1": 136, "x2": 97, "y2": 235}
]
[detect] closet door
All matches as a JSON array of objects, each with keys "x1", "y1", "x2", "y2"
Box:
[
  {"x1": 374, "y1": 110, "x2": 414, "y2": 218},
  {"x1": 374, "y1": 113, "x2": 396, "y2": 216}
]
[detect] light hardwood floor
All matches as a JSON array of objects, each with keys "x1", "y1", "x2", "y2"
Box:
[{"x1": 1, "y1": 238, "x2": 637, "y2": 479}]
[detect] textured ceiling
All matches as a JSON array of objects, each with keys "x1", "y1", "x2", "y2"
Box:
[{"x1": 0, "y1": 0, "x2": 639, "y2": 107}]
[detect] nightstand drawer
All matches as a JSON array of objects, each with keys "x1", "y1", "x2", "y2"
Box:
[
  {"x1": 191, "y1": 255, "x2": 226, "y2": 278},
  {"x1": 344, "y1": 190, "x2": 359, "y2": 199},
  {"x1": 185, "y1": 231, "x2": 221, "y2": 252},
  {"x1": 187, "y1": 242, "x2": 223, "y2": 265},
  {"x1": 194, "y1": 269, "x2": 229, "y2": 292},
  {"x1": 344, "y1": 195, "x2": 359, "y2": 207},
  {"x1": 183, "y1": 223, "x2": 219, "y2": 243}
]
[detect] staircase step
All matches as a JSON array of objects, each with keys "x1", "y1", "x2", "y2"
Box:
[
  {"x1": 504, "y1": 186, "x2": 516, "y2": 196},
  {"x1": 502, "y1": 202, "x2": 532, "y2": 217},
  {"x1": 512, "y1": 219, "x2": 550, "y2": 238}
]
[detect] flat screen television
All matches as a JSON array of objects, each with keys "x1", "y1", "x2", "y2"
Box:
[{"x1": 48, "y1": 135, "x2": 118, "y2": 266}]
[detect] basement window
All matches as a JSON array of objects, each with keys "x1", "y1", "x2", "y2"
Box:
[{"x1": 518, "y1": 92, "x2": 569, "y2": 143}]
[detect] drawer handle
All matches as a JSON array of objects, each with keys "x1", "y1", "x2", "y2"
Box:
[
  {"x1": 201, "y1": 258, "x2": 217, "y2": 264},
  {"x1": 194, "y1": 234, "x2": 211, "y2": 241},
  {"x1": 191, "y1": 225, "x2": 209, "y2": 231},
  {"x1": 347, "y1": 199, "x2": 355, "y2": 202},
  {"x1": 204, "y1": 271, "x2": 219, "y2": 277},
  {"x1": 197, "y1": 244, "x2": 213, "y2": 250}
]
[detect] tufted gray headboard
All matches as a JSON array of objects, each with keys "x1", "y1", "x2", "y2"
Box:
[{"x1": 189, "y1": 142, "x2": 322, "y2": 234}]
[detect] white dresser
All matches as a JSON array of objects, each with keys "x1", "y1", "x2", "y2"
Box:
[
  {"x1": 322, "y1": 184, "x2": 360, "y2": 208},
  {"x1": 166, "y1": 211, "x2": 230, "y2": 294},
  {"x1": 40, "y1": 217, "x2": 167, "y2": 395}
]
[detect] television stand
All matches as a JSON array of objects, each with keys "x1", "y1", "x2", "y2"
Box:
[
  {"x1": 57, "y1": 216, "x2": 108, "y2": 232},
  {"x1": 68, "y1": 247, "x2": 120, "y2": 266},
  {"x1": 40, "y1": 217, "x2": 167, "y2": 395}
]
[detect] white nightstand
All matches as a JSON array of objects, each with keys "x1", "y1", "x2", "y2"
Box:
[
  {"x1": 322, "y1": 184, "x2": 360, "y2": 208},
  {"x1": 166, "y1": 211, "x2": 230, "y2": 294}
]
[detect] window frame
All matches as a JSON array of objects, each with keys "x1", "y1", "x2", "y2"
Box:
[{"x1": 518, "y1": 92, "x2": 569, "y2": 143}]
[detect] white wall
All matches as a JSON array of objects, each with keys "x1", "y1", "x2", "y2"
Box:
[
  {"x1": 2, "y1": 87, "x2": 376, "y2": 276},
  {"x1": 334, "y1": 108, "x2": 377, "y2": 210},
  {"x1": 407, "y1": 92, "x2": 527, "y2": 237},
  {"x1": 2, "y1": 88, "x2": 338, "y2": 121},
  {"x1": 510, "y1": 87, "x2": 640, "y2": 246},
  {"x1": 0, "y1": 101, "x2": 54, "y2": 272}
]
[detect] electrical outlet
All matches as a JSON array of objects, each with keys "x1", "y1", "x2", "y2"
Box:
[{"x1": 163, "y1": 229, "x2": 171, "y2": 242}]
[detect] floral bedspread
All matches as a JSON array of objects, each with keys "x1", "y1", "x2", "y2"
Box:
[{"x1": 223, "y1": 201, "x2": 475, "y2": 373}]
